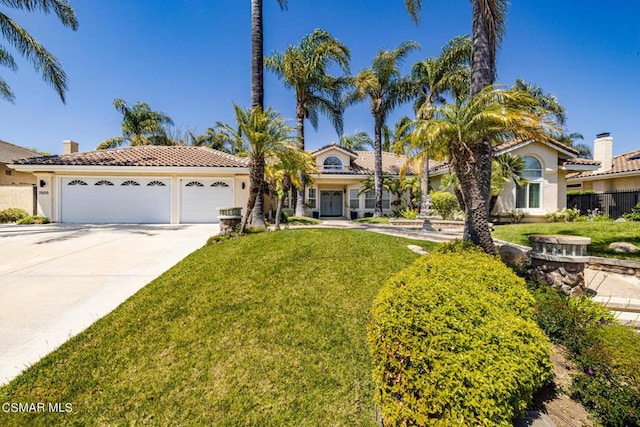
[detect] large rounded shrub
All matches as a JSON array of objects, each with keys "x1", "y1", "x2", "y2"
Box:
[
  {"x1": 430, "y1": 191, "x2": 459, "y2": 220},
  {"x1": 368, "y1": 246, "x2": 551, "y2": 426},
  {"x1": 0, "y1": 207, "x2": 29, "y2": 223}
]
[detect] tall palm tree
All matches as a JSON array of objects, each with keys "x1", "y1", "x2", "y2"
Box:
[
  {"x1": 398, "y1": 35, "x2": 471, "y2": 215},
  {"x1": 265, "y1": 28, "x2": 350, "y2": 216},
  {"x1": 97, "y1": 99, "x2": 175, "y2": 149},
  {"x1": 414, "y1": 86, "x2": 559, "y2": 237},
  {"x1": 348, "y1": 41, "x2": 419, "y2": 217},
  {"x1": 216, "y1": 105, "x2": 294, "y2": 231},
  {"x1": 0, "y1": 0, "x2": 78, "y2": 103},
  {"x1": 405, "y1": 0, "x2": 508, "y2": 253},
  {"x1": 251, "y1": 0, "x2": 288, "y2": 109}
]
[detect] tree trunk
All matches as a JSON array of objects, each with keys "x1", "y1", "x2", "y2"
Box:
[
  {"x1": 241, "y1": 157, "x2": 266, "y2": 232},
  {"x1": 450, "y1": 141, "x2": 496, "y2": 255},
  {"x1": 373, "y1": 113, "x2": 384, "y2": 217},
  {"x1": 274, "y1": 194, "x2": 284, "y2": 230},
  {"x1": 488, "y1": 195, "x2": 498, "y2": 216},
  {"x1": 420, "y1": 157, "x2": 430, "y2": 215},
  {"x1": 294, "y1": 103, "x2": 307, "y2": 217},
  {"x1": 250, "y1": 0, "x2": 264, "y2": 109},
  {"x1": 450, "y1": 0, "x2": 496, "y2": 254}
]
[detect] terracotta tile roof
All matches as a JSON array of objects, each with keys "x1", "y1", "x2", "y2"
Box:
[
  {"x1": 347, "y1": 151, "x2": 416, "y2": 175},
  {"x1": 311, "y1": 142, "x2": 358, "y2": 157},
  {"x1": 560, "y1": 158, "x2": 600, "y2": 167},
  {"x1": 12, "y1": 146, "x2": 250, "y2": 168},
  {"x1": 0, "y1": 140, "x2": 41, "y2": 164},
  {"x1": 568, "y1": 148, "x2": 640, "y2": 179}
]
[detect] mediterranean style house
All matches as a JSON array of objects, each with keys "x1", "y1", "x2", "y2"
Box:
[
  {"x1": 566, "y1": 133, "x2": 640, "y2": 192},
  {"x1": 8, "y1": 137, "x2": 596, "y2": 224}
]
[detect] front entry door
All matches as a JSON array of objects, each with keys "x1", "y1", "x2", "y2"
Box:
[{"x1": 320, "y1": 190, "x2": 343, "y2": 216}]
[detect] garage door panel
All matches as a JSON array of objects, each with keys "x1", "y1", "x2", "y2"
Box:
[
  {"x1": 180, "y1": 179, "x2": 233, "y2": 223},
  {"x1": 61, "y1": 178, "x2": 171, "y2": 223}
]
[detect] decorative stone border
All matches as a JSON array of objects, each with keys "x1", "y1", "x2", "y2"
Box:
[
  {"x1": 588, "y1": 256, "x2": 640, "y2": 277},
  {"x1": 388, "y1": 218, "x2": 425, "y2": 228}
]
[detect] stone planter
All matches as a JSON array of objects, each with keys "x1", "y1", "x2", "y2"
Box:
[
  {"x1": 350, "y1": 211, "x2": 358, "y2": 220},
  {"x1": 217, "y1": 207, "x2": 242, "y2": 235},
  {"x1": 527, "y1": 234, "x2": 591, "y2": 296},
  {"x1": 388, "y1": 218, "x2": 425, "y2": 228}
]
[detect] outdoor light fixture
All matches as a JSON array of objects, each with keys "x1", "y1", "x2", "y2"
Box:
[
  {"x1": 39, "y1": 180, "x2": 46, "y2": 187},
  {"x1": 242, "y1": 182, "x2": 246, "y2": 189}
]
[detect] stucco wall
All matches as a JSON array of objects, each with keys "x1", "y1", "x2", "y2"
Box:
[
  {"x1": 0, "y1": 164, "x2": 36, "y2": 185},
  {"x1": 0, "y1": 185, "x2": 35, "y2": 213}
]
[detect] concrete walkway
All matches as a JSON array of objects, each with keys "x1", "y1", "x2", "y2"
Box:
[{"x1": 0, "y1": 223, "x2": 216, "y2": 385}]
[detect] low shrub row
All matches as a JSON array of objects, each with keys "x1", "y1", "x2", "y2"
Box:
[
  {"x1": 528, "y1": 282, "x2": 640, "y2": 426},
  {"x1": 368, "y1": 243, "x2": 551, "y2": 426},
  {"x1": 0, "y1": 207, "x2": 29, "y2": 223}
]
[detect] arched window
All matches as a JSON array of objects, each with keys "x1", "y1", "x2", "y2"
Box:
[
  {"x1": 323, "y1": 156, "x2": 343, "y2": 170},
  {"x1": 68, "y1": 179, "x2": 88, "y2": 186},
  {"x1": 147, "y1": 181, "x2": 166, "y2": 187},
  {"x1": 211, "y1": 181, "x2": 229, "y2": 187},
  {"x1": 185, "y1": 181, "x2": 204, "y2": 187},
  {"x1": 95, "y1": 180, "x2": 114, "y2": 186},
  {"x1": 516, "y1": 156, "x2": 543, "y2": 209},
  {"x1": 121, "y1": 180, "x2": 140, "y2": 186}
]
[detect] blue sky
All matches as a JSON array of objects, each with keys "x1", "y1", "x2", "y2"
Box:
[{"x1": 1, "y1": 1, "x2": 639, "y2": 156}]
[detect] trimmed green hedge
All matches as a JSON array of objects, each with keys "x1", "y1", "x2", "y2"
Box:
[{"x1": 368, "y1": 246, "x2": 551, "y2": 426}]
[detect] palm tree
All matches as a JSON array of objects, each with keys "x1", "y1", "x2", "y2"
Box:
[
  {"x1": 0, "y1": 0, "x2": 78, "y2": 103},
  {"x1": 397, "y1": 35, "x2": 471, "y2": 215},
  {"x1": 97, "y1": 99, "x2": 175, "y2": 149},
  {"x1": 265, "y1": 29, "x2": 350, "y2": 216},
  {"x1": 405, "y1": 0, "x2": 508, "y2": 253},
  {"x1": 265, "y1": 147, "x2": 317, "y2": 230},
  {"x1": 251, "y1": 0, "x2": 288, "y2": 109},
  {"x1": 414, "y1": 86, "x2": 559, "y2": 248},
  {"x1": 348, "y1": 41, "x2": 419, "y2": 217},
  {"x1": 339, "y1": 131, "x2": 373, "y2": 151},
  {"x1": 216, "y1": 105, "x2": 294, "y2": 231}
]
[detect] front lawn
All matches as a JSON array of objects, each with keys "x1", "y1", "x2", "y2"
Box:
[
  {"x1": 493, "y1": 222, "x2": 640, "y2": 261},
  {"x1": 0, "y1": 229, "x2": 434, "y2": 426}
]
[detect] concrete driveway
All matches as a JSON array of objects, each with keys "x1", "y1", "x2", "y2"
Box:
[{"x1": 0, "y1": 223, "x2": 217, "y2": 385}]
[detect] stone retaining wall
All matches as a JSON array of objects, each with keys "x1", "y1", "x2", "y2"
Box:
[{"x1": 588, "y1": 257, "x2": 640, "y2": 277}]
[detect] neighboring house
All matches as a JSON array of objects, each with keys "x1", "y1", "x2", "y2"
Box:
[
  {"x1": 567, "y1": 133, "x2": 640, "y2": 192},
  {"x1": 429, "y1": 138, "x2": 599, "y2": 222},
  {"x1": 0, "y1": 140, "x2": 39, "y2": 213},
  {"x1": 10, "y1": 143, "x2": 251, "y2": 224},
  {"x1": 294, "y1": 143, "x2": 415, "y2": 217}
]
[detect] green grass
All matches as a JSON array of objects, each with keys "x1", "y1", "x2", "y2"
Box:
[
  {"x1": 0, "y1": 229, "x2": 435, "y2": 426},
  {"x1": 354, "y1": 217, "x2": 390, "y2": 224},
  {"x1": 493, "y1": 222, "x2": 640, "y2": 261},
  {"x1": 285, "y1": 216, "x2": 322, "y2": 225}
]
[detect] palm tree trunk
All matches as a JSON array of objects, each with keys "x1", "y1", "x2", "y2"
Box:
[
  {"x1": 251, "y1": 0, "x2": 264, "y2": 109},
  {"x1": 451, "y1": 142, "x2": 496, "y2": 255},
  {"x1": 420, "y1": 157, "x2": 430, "y2": 215},
  {"x1": 294, "y1": 103, "x2": 306, "y2": 217},
  {"x1": 241, "y1": 157, "x2": 266, "y2": 232},
  {"x1": 373, "y1": 113, "x2": 384, "y2": 217},
  {"x1": 451, "y1": 0, "x2": 496, "y2": 254},
  {"x1": 274, "y1": 194, "x2": 284, "y2": 230}
]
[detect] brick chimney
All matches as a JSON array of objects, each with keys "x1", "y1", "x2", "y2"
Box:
[
  {"x1": 63, "y1": 140, "x2": 79, "y2": 154},
  {"x1": 593, "y1": 133, "x2": 613, "y2": 173}
]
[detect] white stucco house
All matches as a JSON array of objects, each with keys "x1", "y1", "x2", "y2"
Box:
[
  {"x1": 8, "y1": 141, "x2": 415, "y2": 223},
  {"x1": 8, "y1": 137, "x2": 596, "y2": 224}
]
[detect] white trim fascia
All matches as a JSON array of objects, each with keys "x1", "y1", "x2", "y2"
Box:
[
  {"x1": 311, "y1": 145, "x2": 358, "y2": 159},
  {"x1": 496, "y1": 139, "x2": 578, "y2": 158},
  {"x1": 8, "y1": 164, "x2": 250, "y2": 175},
  {"x1": 566, "y1": 169, "x2": 640, "y2": 183}
]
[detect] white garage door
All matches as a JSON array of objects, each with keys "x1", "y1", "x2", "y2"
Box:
[
  {"x1": 61, "y1": 177, "x2": 171, "y2": 223},
  {"x1": 180, "y1": 179, "x2": 233, "y2": 223}
]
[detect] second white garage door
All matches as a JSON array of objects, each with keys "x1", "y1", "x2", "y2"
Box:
[{"x1": 180, "y1": 179, "x2": 234, "y2": 223}]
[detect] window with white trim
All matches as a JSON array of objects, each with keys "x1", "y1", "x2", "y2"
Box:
[
  {"x1": 349, "y1": 189, "x2": 359, "y2": 209},
  {"x1": 516, "y1": 156, "x2": 542, "y2": 209},
  {"x1": 364, "y1": 190, "x2": 390, "y2": 209},
  {"x1": 323, "y1": 156, "x2": 343, "y2": 170},
  {"x1": 307, "y1": 188, "x2": 317, "y2": 209}
]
